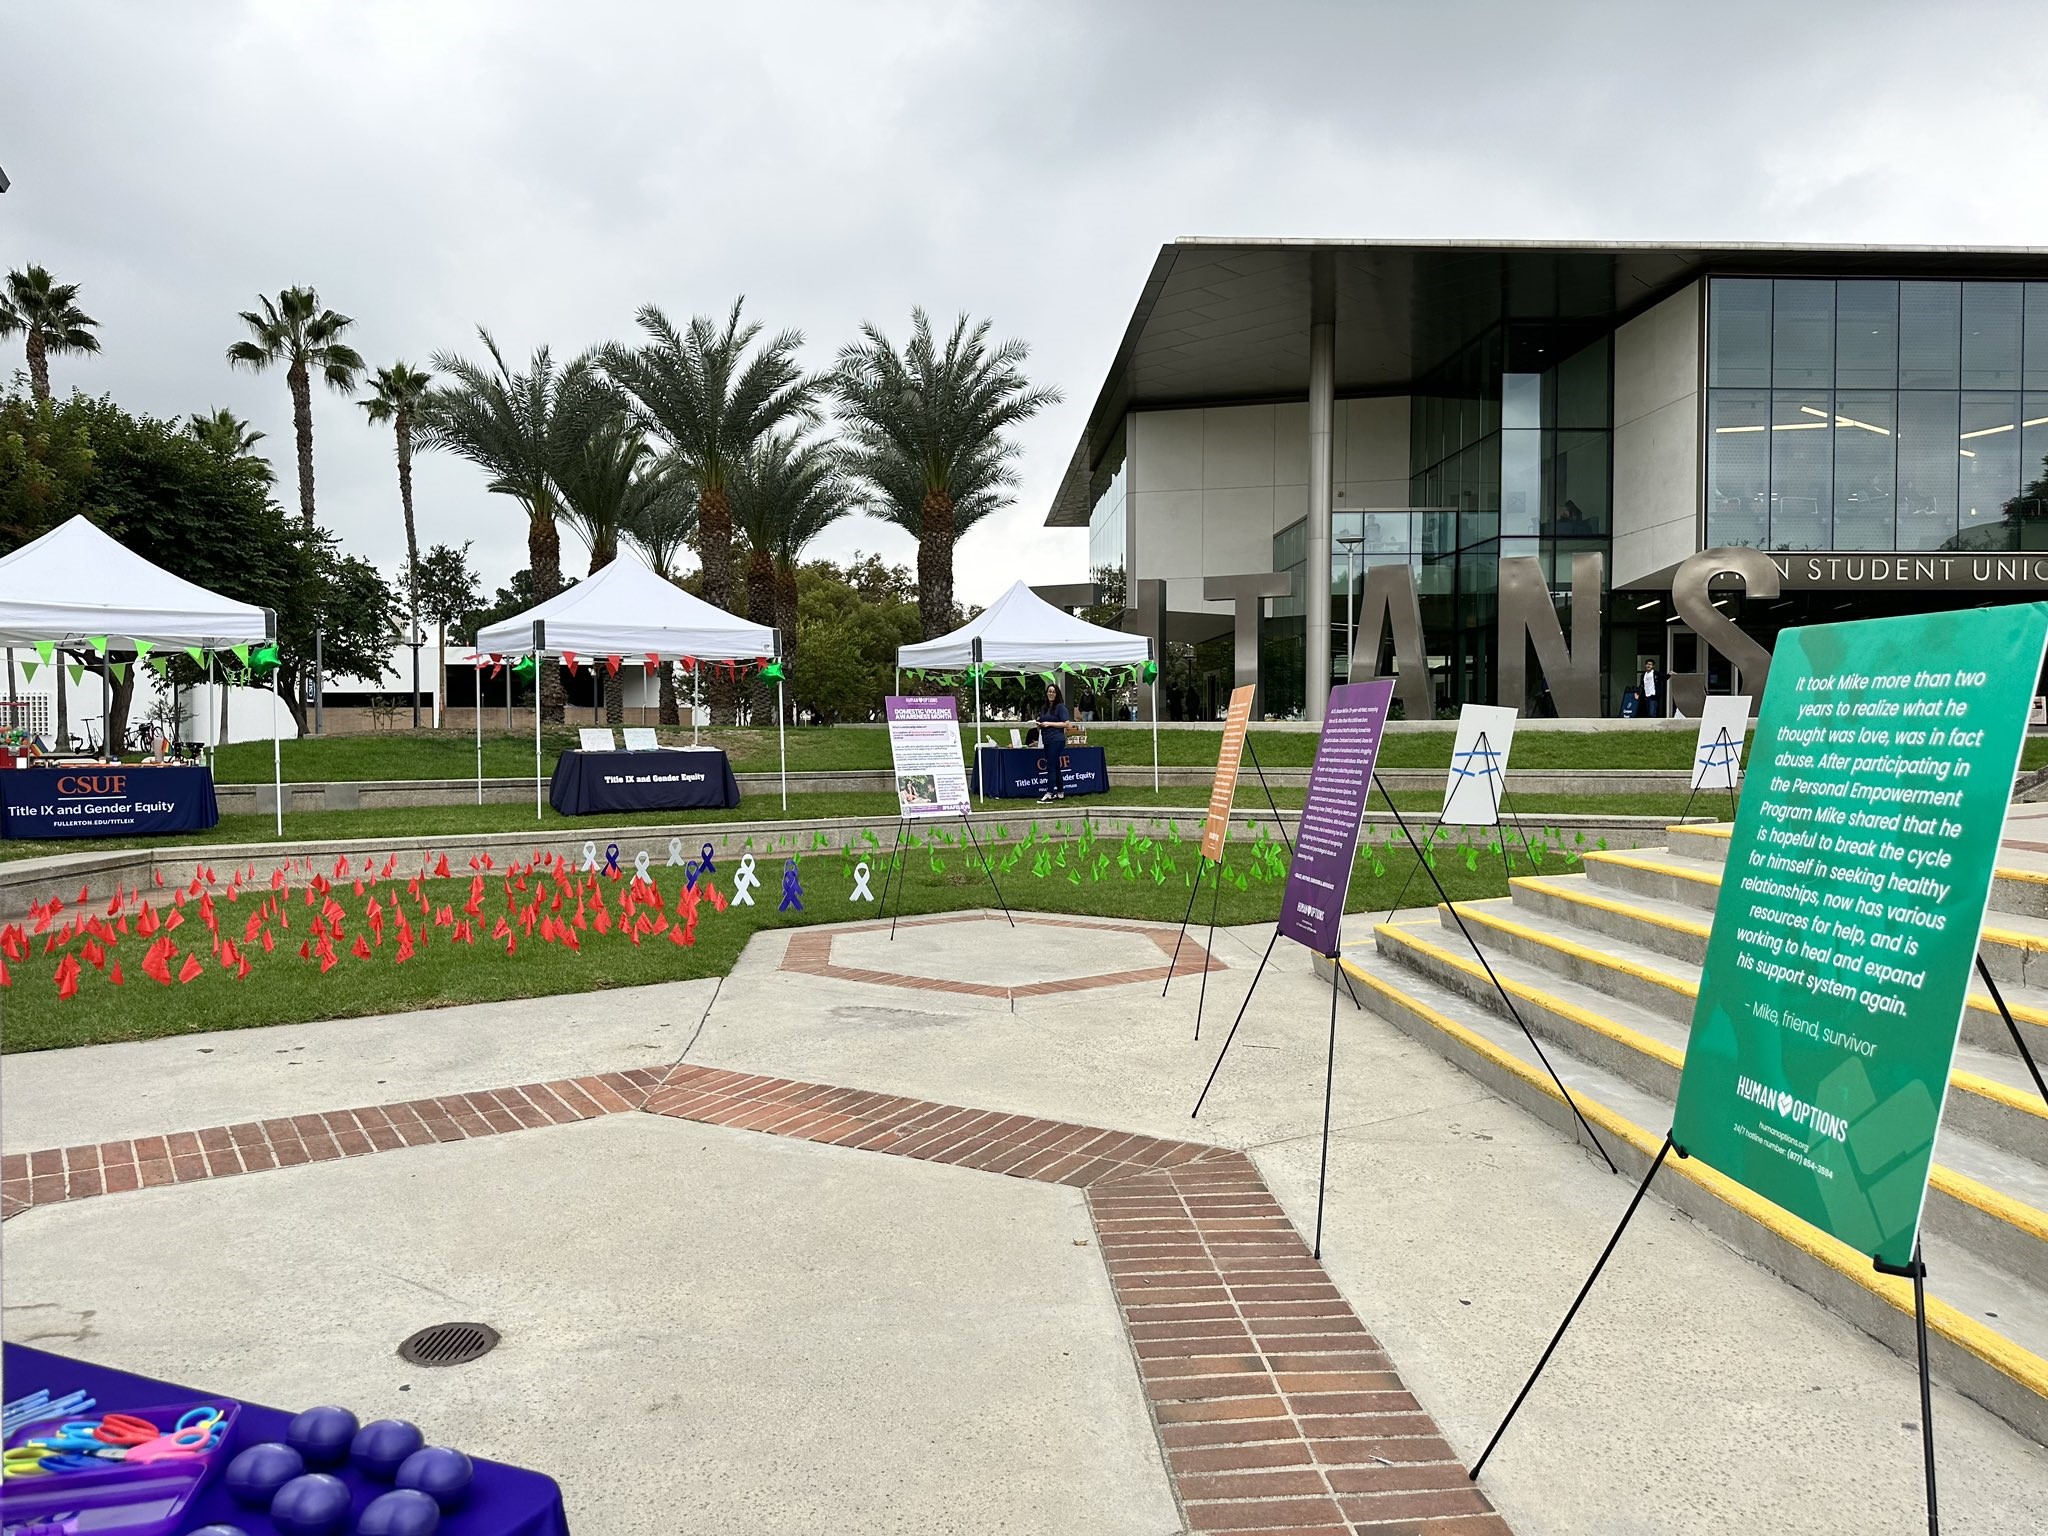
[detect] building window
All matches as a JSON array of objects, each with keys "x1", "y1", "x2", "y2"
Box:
[
  {"x1": 1706, "y1": 275, "x2": 2043, "y2": 552},
  {"x1": 1085, "y1": 426, "x2": 1126, "y2": 581}
]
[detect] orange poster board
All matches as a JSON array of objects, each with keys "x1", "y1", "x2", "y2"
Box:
[{"x1": 1200, "y1": 686, "x2": 1256, "y2": 861}]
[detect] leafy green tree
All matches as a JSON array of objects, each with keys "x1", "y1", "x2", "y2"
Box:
[
  {"x1": 0, "y1": 389, "x2": 97, "y2": 546},
  {"x1": 417, "y1": 541, "x2": 482, "y2": 729},
  {"x1": 0, "y1": 265, "x2": 101, "y2": 404},
  {"x1": 360, "y1": 361, "x2": 436, "y2": 725},
  {"x1": 787, "y1": 556, "x2": 921, "y2": 724},
  {"x1": 225, "y1": 287, "x2": 364, "y2": 527},
  {"x1": 832, "y1": 309, "x2": 1058, "y2": 638},
  {"x1": 601, "y1": 299, "x2": 816, "y2": 722}
]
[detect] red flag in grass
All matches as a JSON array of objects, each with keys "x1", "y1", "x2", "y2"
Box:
[
  {"x1": 335, "y1": 855, "x2": 350, "y2": 878},
  {"x1": 394, "y1": 928, "x2": 415, "y2": 964},
  {"x1": 351, "y1": 936, "x2": 372, "y2": 960},
  {"x1": 109, "y1": 962, "x2": 123, "y2": 986},
  {"x1": 434, "y1": 853, "x2": 451, "y2": 878},
  {"x1": 0, "y1": 958, "x2": 9, "y2": 987},
  {"x1": 81, "y1": 937, "x2": 105, "y2": 970},
  {"x1": 177, "y1": 954, "x2": 203, "y2": 985}
]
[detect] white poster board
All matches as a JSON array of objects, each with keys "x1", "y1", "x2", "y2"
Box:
[
  {"x1": 623, "y1": 727, "x2": 659, "y2": 752},
  {"x1": 1690, "y1": 695, "x2": 1751, "y2": 790},
  {"x1": 1441, "y1": 704, "x2": 1519, "y2": 827},
  {"x1": 578, "y1": 727, "x2": 617, "y2": 752},
  {"x1": 886, "y1": 696, "x2": 971, "y2": 817}
]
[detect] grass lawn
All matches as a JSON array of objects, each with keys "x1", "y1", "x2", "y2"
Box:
[
  {"x1": 0, "y1": 826, "x2": 1583, "y2": 1052},
  {"x1": 0, "y1": 786, "x2": 1703, "y2": 864},
  {"x1": 205, "y1": 721, "x2": 1795, "y2": 783}
]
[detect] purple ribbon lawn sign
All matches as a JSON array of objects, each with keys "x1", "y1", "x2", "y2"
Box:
[{"x1": 1276, "y1": 679, "x2": 1395, "y2": 957}]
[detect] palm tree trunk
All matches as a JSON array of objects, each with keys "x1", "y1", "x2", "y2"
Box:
[
  {"x1": 396, "y1": 415, "x2": 421, "y2": 727},
  {"x1": 698, "y1": 483, "x2": 737, "y2": 724},
  {"x1": 745, "y1": 547, "x2": 777, "y2": 724},
  {"x1": 56, "y1": 657, "x2": 68, "y2": 747},
  {"x1": 529, "y1": 501, "x2": 565, "y2": 723},
  {"x1": 917, "y1": 488, "x2": 957, "y2": 640},
  {"x1": 25, "y1": 329, "x2": 50, "y2": 404},
  {"x1": 288, "y1": 359, "x2": 316, "y2": 526},
  {"x1": 658, "y1": 664, "x2": 679, "y2": 726},
  {"x1": 774, "y1": 558, "x2": 800, "y2": 712}
]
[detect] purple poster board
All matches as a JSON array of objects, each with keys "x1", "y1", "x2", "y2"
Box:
[{"x1": 1277, "y1": 679, "x2": 1395, "y2": 955}]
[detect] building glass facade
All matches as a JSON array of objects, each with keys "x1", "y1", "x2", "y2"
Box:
[
  {"x1": 1706, "y1": 277, "x2": 2048, "y2": 553},
  {"x1": 1085, "y1": 423, "x2": 1127, "y2": 581}
]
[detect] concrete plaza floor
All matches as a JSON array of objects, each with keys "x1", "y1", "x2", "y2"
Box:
[{"x1": 6, "y1": 911, "x2": 2048, "y2": 1533}]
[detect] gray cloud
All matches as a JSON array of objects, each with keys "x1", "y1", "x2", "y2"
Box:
[{"x1": 6, "y1": 0, "x2": 2045, "y2": 606}]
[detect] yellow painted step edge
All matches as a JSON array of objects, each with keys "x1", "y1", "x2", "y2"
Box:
[
  {"x1": 1340, "y1": 954, "x2": 2048, "y2": 1405},
  {"x1": 1660, "y1": 823, "x2": 2048, "y2": 893},
  {"x1": 1446, "y1": 901, "x2": 2048, "y2": 1126},
  {"x1": 1382, "y1": 922, "x2": 2048, "y2": 1233},
  {"x1": 1588, "y1": 850, "x2": 2048, "y2": 955},
  {"x1": 1515, "y1": 876, "x2": 2048, "y2": 1024}
]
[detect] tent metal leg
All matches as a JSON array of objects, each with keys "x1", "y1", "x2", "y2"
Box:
[
  {"x1": 534, "y1": 653, "x2": 544, "y2": 822},
  {"x1": 777, "y1": 680, "x2": 788, "y2": 812},
  {"x1": 270, "y1": 677, "x2": 283, "y2": 837},
  {"x1": 474, "y1": 660, "x2": 484, "y2": 805}
]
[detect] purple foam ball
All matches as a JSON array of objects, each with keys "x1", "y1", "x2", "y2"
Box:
[
  {"x1": 224, "y1": 1439, "x2": 306, "y2": 1507},
  {"x1": 356, "y1": 1488, "x2": 442, "y2": 1536},
  {"x1": 286, "y1": 1405, "x2": 360, "y2": 1468},
  {"x1": 270, "y1": 1472, "x2": 353, "y2": 1536},
  {"x1": 190, "y1": 1527, "x2": 254, "y2": 1536},
  {"x1": 395, "y1": 1446, "x2": 474, "y2": 1510},
  {"x1": 351, "y1": 1418, "x2": 424, "y2": 1481}
]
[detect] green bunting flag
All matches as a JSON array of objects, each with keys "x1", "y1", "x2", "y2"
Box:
[
  {"x1": 186, "y1": 648, "x2": 205, "y2": 667},
  {"x1": 134, "y1": 640, "x2": 154, "y2": 660},
  {"x1": 33, "y1": 642, "x2": 53, "y2": 666},
  {"x1": 66, "y1": 664, "x2": 85, "y2": 686},
  {"x1": 87, "y1": 635, "x2": 108, "y2": 656},
  {"x1": 110, "y1": 662, "x2": 128, "y2": 683},
  {"x1": 19, "y1": 661, "x2": 36, "y2": 683},
  {"x1": 231, "y1": 644, "x2": 251, "y2": 667},
  {"x1": 150, "y1": 654, "x2": 171, "y2": 677}
]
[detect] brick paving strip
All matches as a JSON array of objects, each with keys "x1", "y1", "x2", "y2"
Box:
[{"x1": 4, "y1": 1057, "x2": 1507, "y2": 1533}]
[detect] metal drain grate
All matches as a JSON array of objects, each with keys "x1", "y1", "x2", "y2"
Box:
[{"x1": 397, "y1": 1321, "x2": 500, "y2": 1368}]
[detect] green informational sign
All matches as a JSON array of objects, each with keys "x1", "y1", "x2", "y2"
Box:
[{"x1": 1672, "y1": 604, "x2": 2048, "y2": 1268}]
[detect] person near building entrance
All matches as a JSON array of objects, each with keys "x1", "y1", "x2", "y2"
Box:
[
  {"x1": 1639, "y1": 656, "x2": 1666, "y2": 718},
  {"x1": 1037, "y1": 682, "x2": 1070, "y2": 801}
]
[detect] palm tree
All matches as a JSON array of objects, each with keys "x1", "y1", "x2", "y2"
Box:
[
  {"x1": 553, "y1": 399, "x2": 664, "y2": 724},
  {"x1": 361, "y1": 362, "x2": 436, "y2": 726},
  {"x1": 422, "y1": 330, "x2": 604, "y2": 722},
  {"x1": 621, "y1": 457, "x2": 698, "y2": 726},
  {"x1": 601, "y1": 299, "x2": 816, "y2": 722},
  {"x1": 730, "y1": 431, "x2": 854, "y2": 718},
  {"x1": 0, "y1": 265, "x2": 101, "y2": 403},
  {"x1": 187, "y1": 408, "x2": 266, "y2": 460},
  {"x1": 225, "y1": 287, "x2": 364, "y2": 527},
  {"x1": 832, "y1": 309, "x2": 1059, "y2": 638}
]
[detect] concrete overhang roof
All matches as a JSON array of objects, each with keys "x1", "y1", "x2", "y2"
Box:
[{"x1": 1046, "y1": 238, "x2": 2048, "y2": 527}]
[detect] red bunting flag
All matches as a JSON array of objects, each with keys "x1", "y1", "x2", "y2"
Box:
[{"x1": 605, "y1": 655, "x2": 621, "y2": 677}]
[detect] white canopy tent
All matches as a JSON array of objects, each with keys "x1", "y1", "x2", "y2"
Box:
[
  {"x1": 896, "y1": 580, "x2": 1158, "y2": 790},
  {"x1": 474, "y1": 554, "x2": 786, "y2": 815},
  {"x1": 0, "y1": 516, "x2": 284, "y2": 832}
]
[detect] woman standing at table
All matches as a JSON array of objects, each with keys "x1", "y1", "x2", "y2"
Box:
[{"x1": 1037, "y1": 682, "x2": 1070, "y2": 802}]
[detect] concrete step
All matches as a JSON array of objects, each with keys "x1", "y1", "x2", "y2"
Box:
[
  {"x1": 1437, "y1": 896, "x2": 2048, "y2": 1163},
  {"x1": 1375, "y1": 915, "x2": 2048, "y2": 1288},
  {"x1": 1576, "y1": 847, "x2": 2048, "y2": 989},
  {"x1": 1662, "y1": 820, "x2": 2048, "y2": 922},
  {"x1": 1334, "y1": 939, "x2": 2048, "y2": 1450}
]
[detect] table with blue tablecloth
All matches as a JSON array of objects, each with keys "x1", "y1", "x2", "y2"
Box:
[
  {"x1": 548, "y1": 748, "x2": 739, "y2": 816},
  {"x1": 2, "y1": 1343, "x2": 569, "y2": 1535},
  {"x1": 0, "y1": 764, "x2": 219, "y2": 840},
  {"x1": 968, "y1": 744, "x2": 1108, "y2": 799}
]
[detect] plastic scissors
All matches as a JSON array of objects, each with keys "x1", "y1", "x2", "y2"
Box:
[
  {"x1": 124, "y1": 1411, "x2": 223, "y2": 1464},
  {"x1": 90, "y1": 1412, "x2": 158, "y2": 1446},
  {"x1": 3, "y1": 1440, "x2": 53, "y2": 1476}
]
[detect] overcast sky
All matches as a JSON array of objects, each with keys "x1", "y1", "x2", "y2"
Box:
[{"x1": 7, "y1": 0, "x2": 2048, "y2": 609}]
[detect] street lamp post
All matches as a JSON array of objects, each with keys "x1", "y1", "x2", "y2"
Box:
[
  {"x1": 410, "y1": 627, "x2": 423, "y2": 730},
  {"x1": 1337, "y1": 534, "x2": 1363, "y2": 685}
]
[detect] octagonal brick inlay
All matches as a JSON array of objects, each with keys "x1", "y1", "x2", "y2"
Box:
[{"x1": 780, "y1": 914, "x2": 1226, "y2": 1000}]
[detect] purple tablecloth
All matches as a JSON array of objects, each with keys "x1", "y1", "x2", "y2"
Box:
[{"x1": 1, "y1": 1344, "x2": 569, "y2": 1535}]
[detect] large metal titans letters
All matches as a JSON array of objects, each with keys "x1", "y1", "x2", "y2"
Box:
[
  {"x1": 1670, "y1": 547, "x2": 1779, "y2": 718},
  {"x1": 1347, "y1": 564, "x2": 1433, "y2": 721},
  {"x1": 1498, "y1": 552, "x2": 1603, "y2": 717}
]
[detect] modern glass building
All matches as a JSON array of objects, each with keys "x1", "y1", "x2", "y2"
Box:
[{"x1": 1045, "y1": 241, "x2": 2048, "y2": 720}]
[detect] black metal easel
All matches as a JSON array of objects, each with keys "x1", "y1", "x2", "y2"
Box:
[
  {"x1": 874, "y1": 813, "x2": 1014, "y2": 939},
  {"x1": 1973, "y1": 953, "x2": 2048, "y2": 1109},
  {"x1": 1163, "y1": 735, "x2": 1300, "y2": 1041},
  {"x1": 1677, "y1": 724, "x2": 1743, "y2": 826},
  {"x1": 1469, "y1": 1133, "x2": 1942, "y2": 1536}
]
